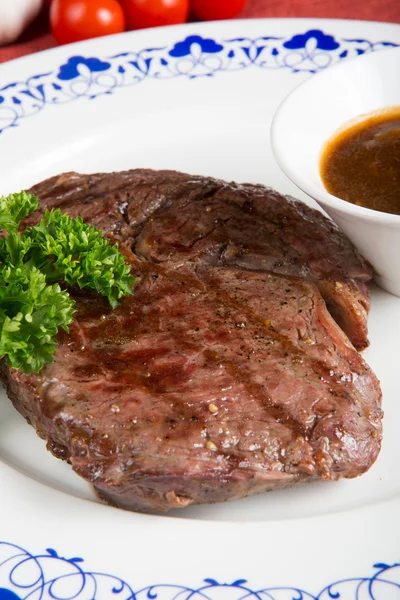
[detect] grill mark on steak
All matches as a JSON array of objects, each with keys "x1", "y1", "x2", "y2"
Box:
[
  {"x1": 194, "y1": 268, "x2": 380, "y2": 453},
  {"x1": 0, "y1": 169, "x2": 383, "y2": 513},
  {"x1": 179, "y1": 183, "x2": 224, "y2": 209},
  {"x1": 186, "y1": 275, "x2": 323, "y2": 438}
]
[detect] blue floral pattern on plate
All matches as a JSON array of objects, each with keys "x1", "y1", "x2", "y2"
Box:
[
  {"x1": 0, "y1": 542, "x2": 399, "y2": 600},
  {"x1": 0, "y1": 28, "x2": 398, "y2": 135}
]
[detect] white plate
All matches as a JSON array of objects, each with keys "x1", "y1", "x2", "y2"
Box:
[{"x1": 0, "y1": 18, "x2": 400, "y2": 598}]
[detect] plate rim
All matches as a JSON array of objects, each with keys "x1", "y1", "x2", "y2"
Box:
[{"x1": 0, "y1": 19, "x2": 400, "y2": 595}]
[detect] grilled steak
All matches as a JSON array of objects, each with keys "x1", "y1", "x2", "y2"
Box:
[
  {"x1": 25, "y1": 169, "x2": 372, "y2": 350},
  {"x1": 0, "y1": 169, "x2": 382, "y2": 513}
]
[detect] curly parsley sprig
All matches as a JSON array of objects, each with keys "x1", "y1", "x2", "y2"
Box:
[{"x1": 0, "y1": 191, "x2": 135, "y2": 374}]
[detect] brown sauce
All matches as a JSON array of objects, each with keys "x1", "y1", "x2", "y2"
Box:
[{"x1": 320, "y1": 106, "x2": 400, "y2": 215}]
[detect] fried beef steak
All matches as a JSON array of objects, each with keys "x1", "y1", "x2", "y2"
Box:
[{"x1": 0, "y1": 170, "x2": 382, "y2": 513}]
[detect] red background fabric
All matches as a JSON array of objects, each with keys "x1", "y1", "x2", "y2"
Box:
[{"x1": 0, "y1": 0, "x2": 399, "y2": 64}]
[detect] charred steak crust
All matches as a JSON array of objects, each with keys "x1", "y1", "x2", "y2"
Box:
[
  {"x1": 28, "y1": 169, "x2": 372, "y2": 349},
  {"x1": 1, "y1": 169, "x2": 382, "y2": 513}
]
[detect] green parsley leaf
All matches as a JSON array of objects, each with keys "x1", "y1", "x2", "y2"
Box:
[
  {"x1": 0, "y1": 266, "x2": 75, "y2": 373},
  {"x1": 0, "y1": 192, "x2": 39, "y2": 266},
  {"x1": 0, "y1": 191, "x2": 135, "y2": 373},
  {"x1": 0, "y1": 191, "x2": 39, "y2": 236},
  {"x1": 28, "y1": 209, "x2": 134, "y2": 308}
]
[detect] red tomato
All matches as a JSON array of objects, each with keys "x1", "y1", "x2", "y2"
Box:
[
  {"x1": 50, "y1": 0, "x2": 125, "y2": 45},
  {"x1": 190, "y1": 0, "x2": 248, "y2": 21},
  {"x1": 119, "y1": 0, "x2": 189, "y2": 30}
]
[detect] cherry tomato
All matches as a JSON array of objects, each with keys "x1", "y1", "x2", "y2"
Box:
[
  {"x1": 190, "y1": 0, "x2": 248, "y2": 21},
  {"x1": 50, "y1": 0, "x2": 125, "y2": 45},
  {"x1": 119, "y1": 0, "x2": 189, "y2": 30}
]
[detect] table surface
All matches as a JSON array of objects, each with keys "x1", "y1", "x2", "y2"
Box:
[{"x1": 0, "y1": 0, "x2": 399, "y2": 64}]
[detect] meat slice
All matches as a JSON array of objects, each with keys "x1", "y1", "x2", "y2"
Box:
[
  {"x1": 29, "y1": 170, "x2": 372, "y2": 349},
  {"x1": 1, "y1": 261, "x2": 381, "y2": 513},
  {"x1": 0, "y1": 169, "x2": 382, "y2": 514}
]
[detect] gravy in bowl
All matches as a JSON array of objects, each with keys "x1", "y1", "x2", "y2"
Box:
[{"x1": 320, "y1": 106, "x2": 400, "y2": 215}]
